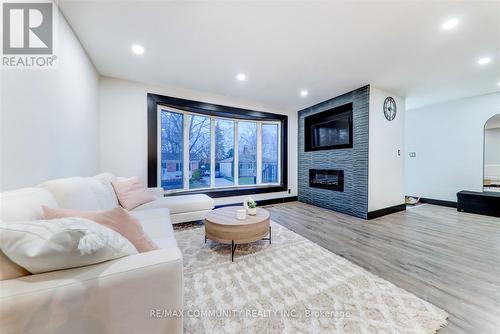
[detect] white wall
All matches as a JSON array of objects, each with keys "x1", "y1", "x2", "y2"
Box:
[
  {"x1": 0, "y1": 8, "x2": 99, "y2": 191},
  {"x1": 405, "y1": 92, "x2": 500, "y2": 202},
  {"x1": 99, "y1": 77, "x2": 297, "y2": 205},
  {"x1": 368, "y1": 86, "x2": 405, "y2": 211}
]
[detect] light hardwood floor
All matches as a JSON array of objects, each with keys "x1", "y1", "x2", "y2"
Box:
[{"x1": 265, "y1": 202, "x2": 500, "y2": 334}]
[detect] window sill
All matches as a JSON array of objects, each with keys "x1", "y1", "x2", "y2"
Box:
[{"x1": 163, "y1": 185, "x2": 287, "y2": 198}]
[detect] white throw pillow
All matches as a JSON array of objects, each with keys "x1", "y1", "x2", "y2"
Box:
[{"x1": 0, "y1": 217, "x2": 138, "y2": 274}]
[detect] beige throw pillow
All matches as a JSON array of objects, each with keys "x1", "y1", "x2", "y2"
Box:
[
  {"x1": 43, "y1": 206, "x2": 159, "y2": 253},
  {"x1": 0, "y1": 250, "x2": 30, "y2": 280},
  {"x1": 111, "y1": 177, "x2": 155, "y2": 210}
]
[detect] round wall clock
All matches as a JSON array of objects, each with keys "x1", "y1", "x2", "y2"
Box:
[{"x1": 383, "y1": 97, "x2": 397, "y2": 121}]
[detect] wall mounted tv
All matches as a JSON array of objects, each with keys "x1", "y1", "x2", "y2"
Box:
[{"x1": 304, "y1": 103, "x2": 353, "y2": 151}]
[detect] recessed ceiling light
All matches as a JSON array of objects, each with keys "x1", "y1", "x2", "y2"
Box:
[
  {"x1": 497, "y1": 81, "x2": 500, "y2": 87},
  {"x1": 300, "y1": 89, "x2": 309, "y2": 97},
  {"x1": 236, "y1": 73, "x2": 246, "y2": 81},
  {"x1": 441, "y1": 18, "x2": 459, "y2": 30},
  {"x1": 131, "y1": 44, "x2": 145, "y2": 55},
  {"x1": 477, "y1": 57, "x2": 491, "y2": 65}
]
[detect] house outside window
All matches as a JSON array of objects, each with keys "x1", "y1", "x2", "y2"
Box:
[{"x1": 158, "y1": 105, "x2": 281, "y2": 193}]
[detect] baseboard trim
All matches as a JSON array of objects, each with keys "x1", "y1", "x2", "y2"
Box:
[
  {"x1": 419, "y1": 197, "x2": 457, "y2": 208},
  {"x1": 257, "y1": 196, "x2": 298, "y2": 206},
  {"x1": 215, "y1": 196, "x2": 298, "y2": 209},
  {"x1": 367, "y1": 204, "x2": 406, "y2": 220}
]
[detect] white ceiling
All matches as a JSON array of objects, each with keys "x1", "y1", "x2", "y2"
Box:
[{"x1": 59, "y1": 0, "x2": 500, "y2": 111}]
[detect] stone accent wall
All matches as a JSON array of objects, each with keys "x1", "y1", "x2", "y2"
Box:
[{"x1": 298, "y1": 86, "x2": 369, "y2": 219}]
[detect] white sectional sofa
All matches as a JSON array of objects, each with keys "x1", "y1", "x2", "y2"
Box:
[
  {"x1": 136, "y1": 188, "x2": 215, "y2": 224},
  {"x1": 0, "y1": 173, "x2": 214, "y2": 334}
]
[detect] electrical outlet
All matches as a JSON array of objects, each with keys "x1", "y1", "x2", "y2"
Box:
[
  {"x1": 410, "y1": 152, "x2": 416, "y2": 158},
  {"x1": 288, "y1": 189, "x2": 291, "y2": 194}
]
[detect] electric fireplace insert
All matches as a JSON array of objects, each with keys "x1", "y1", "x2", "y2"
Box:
[{"x1": 309, "y1": 169, "x2": 344, "y2": 192}]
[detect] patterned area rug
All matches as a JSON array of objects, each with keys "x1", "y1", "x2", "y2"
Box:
[{"x1": 174, "y1": 221, "x2": 447, "y2": 334}]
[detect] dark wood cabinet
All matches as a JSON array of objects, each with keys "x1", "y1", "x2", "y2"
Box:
[{"x1": 457, "y1": 191, "x2": 500, "y2": 218}]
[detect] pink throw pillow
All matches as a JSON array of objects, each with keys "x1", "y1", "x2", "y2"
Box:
[
  {"x1": 111, "y1": 177, "x2": 155, "y2": 210},
  {"x1": 0, "y1": 250, "x2": 30, "y2": 280},
  {"x1": 42, "y1": 206, "x2": 159, "y2": 253}
]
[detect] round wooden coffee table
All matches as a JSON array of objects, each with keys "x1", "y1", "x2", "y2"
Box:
[{"x1": 204, "y1": 206, "x2": 271, "y2": 261}]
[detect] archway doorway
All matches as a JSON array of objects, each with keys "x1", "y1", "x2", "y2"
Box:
[{"x1": 484, "y1": 114, "x2": 500, "y2": 192}]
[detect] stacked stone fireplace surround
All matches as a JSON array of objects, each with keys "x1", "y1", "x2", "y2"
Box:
[{"x1": 298, "y1": 86, "x2": 369, "y2": 219}]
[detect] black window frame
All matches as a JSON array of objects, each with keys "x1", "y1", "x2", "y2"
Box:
[{"x1": 147, "y1": 93, "x2": 288, "y2": 198}]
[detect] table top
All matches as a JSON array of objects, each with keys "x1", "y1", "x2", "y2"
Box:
[{"x1": 205, "y1": 206, "x2": 270, "y2": 226}]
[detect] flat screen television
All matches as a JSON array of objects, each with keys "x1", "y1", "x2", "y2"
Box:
[{"x1": 304, "y1": 103, "x2": 353, "y2": 151}]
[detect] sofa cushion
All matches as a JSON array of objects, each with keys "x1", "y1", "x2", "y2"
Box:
[
  {"x1": 93, "y1": 173, "x2": 120, "y2": 207},
  {"x1": 135, "y1": 194, "x2": 214, "y2": 214},
  {"x1": 39, "y1": 177, "x2": 101, "y2": 210},
  {"x1": 152, "y1": 237, "x2": 177, "y2": 249},
  {"x1": 129, "y1": 208, "x2": 173, "y2": 240},
  {"x1": 39, "y1": 176, "x2": 119, "y2": 211},
  {"x1": 0, "y1": 188, "x2": 59, "y2": 221},
  {"x1": 87, "y1": 177, "x2": 119, "y2": 209}
]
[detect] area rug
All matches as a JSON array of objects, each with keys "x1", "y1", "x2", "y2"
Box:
[{"x1": 174, "y1": 221, "x2": 447, "y2": 334}]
